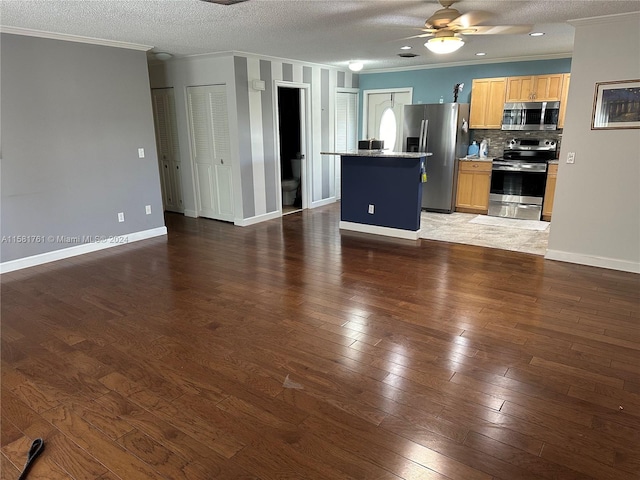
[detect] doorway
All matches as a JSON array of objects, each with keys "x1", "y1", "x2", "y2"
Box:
[
  {"x1": 363, "y1": 88, "x2": 413, "y2": 152},
  {"x1": 275, "y1": 83, "x2": 309, "y2": 216}
]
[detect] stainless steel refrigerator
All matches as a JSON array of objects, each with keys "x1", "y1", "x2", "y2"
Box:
[{"x1": 402, "y1": 103, "x2": 470, "y2": 213}]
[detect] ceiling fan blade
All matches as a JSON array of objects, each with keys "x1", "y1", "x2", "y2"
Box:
[
  {"x1": 401, "y1": 31, "x2": 436, "y2": 40},
  {"x1": 448, "y1": 10, "x2": 492, "y2": 28},
  {"x1": 461, "y1": 25, "x2": 533, "y2": 35}
]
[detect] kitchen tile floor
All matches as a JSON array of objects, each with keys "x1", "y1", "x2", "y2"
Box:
[{"x1": 419, "y1": 211, "x2": 550, "y2": 256}]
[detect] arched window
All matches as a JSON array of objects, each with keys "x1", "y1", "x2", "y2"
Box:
[{"x1": 379, "y1": 107, "x2": 397, "y2": 152}]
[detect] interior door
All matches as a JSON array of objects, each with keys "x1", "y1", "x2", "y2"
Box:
[
  {"x1": 187, "y1": 85, "x2": 234, "y2": 222},
  {"x1": 151, "y1": 88, "x2": 183, "y2": 212},
  {"x1": 365, "y1": 90, "x2": 412, "y2": 152}
]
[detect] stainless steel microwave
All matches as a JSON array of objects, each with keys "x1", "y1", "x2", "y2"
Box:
[{"x1": 501, "y1": 101, "x2": 560, "y2": 131}]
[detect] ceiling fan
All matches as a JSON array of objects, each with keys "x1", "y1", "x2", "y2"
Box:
[{"x1": 414, "y1": 0, "x2": 533, "y2": 54}]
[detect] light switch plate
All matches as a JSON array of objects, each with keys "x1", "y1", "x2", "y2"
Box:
[
  {"x1": 138, "y1": 148, "x2": 145, "y2": 158},
  {"x1": 145, "y1": 205, "x2": 152, "y2": 215},
  {"x1": 118, "y1": 212, "x2": 125, "y2": 222},
  {"x1": 567, "y1": 152, "x2": 575, "y2": 164}
]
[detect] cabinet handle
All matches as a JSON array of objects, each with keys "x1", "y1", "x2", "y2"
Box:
[
  {"x1": 473, "y1": 164, "x2": 479, "y2": 168},
  {"x1": 221, "y1": 159, "x2": 224, "y2": 164}
]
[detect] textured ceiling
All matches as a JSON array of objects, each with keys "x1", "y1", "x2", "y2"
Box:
[{"x1": 2, "y1": 0, "x2": 639, "y2": 71}]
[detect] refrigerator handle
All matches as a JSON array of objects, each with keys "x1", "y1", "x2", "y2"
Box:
[
  {"x1": 418, "y1": 120, "x2": 426, "y2": 153},
  {"x1": 421, "y1": 119, "x2": 429, "y2": 153}
]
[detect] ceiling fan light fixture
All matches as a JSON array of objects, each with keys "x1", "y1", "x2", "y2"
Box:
[
  {"x1": 425, "y1": 36, "x2": 464, "y2": 54},
  {"x1": 348, "y1": 61, "x2": 364, "y2": 72}
]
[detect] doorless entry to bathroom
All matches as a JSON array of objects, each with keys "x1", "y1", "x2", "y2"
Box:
[{"x1": 275, "y1": 83, "x2": 309, "y2": 215}]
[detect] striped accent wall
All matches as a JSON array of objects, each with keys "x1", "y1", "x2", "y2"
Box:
[{"x1": 234, "y1": 55, "x2": 358, "y2": 219}]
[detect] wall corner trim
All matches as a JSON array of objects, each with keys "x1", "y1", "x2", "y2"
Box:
[
  {"x1": 545, "y1": 249, "x2": 640, "y2": 274},
  {"x1": 0, "y1": 227, "x2": 168, "y2": 274}
]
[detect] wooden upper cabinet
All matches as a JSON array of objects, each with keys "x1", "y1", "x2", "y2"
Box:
[
  {"x1": 506, "y1": 74, "x2": 565, "y2": 101},
  {"x1": 470, "y1": 77, "x2": 507, "y2": 129},
  {"x1": 558, "y1": 73, "x2": 571, "y2": 129}
]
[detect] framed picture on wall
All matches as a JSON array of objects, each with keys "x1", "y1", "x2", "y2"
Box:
[{"x1": 592, "y1": 79, "x2": 640, "y2": 129}]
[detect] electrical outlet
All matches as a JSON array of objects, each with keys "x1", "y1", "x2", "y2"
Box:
[
  {"x1": 567, "y1": 152, "x2": 575, "y2": 164},
  {"x1": 138, "y1": 148, "x2": 145, "y2": 158},
  {"x1": 368, "y1": 204, "x2": 375, "y2": 214},
  {"x1": 118, "y1": 212, "x2": 125, "y2": 222},
  {"x1": 145, "y1": 205, "x2": 152, "y2": 215}
]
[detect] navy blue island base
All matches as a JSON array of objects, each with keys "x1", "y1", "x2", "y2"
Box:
[{"x1": 321, "y1": 151, "x2": 430, "y2": 240}]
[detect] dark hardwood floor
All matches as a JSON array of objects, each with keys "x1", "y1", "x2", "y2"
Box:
[{"x1": 2, "y1": 203, "x2": 639, "y2": 479}]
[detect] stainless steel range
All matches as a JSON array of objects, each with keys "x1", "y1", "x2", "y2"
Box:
[{"x1": 489, "y1": 138, "x2": 557, "y2": 221}]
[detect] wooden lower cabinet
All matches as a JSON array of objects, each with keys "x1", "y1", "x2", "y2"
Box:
[
  {"x1": 542, "y1": 163, "x2": 558, "y2": 221},
  {"x1": 455, "y1": 161, "x2": 492, "y2": 214}
]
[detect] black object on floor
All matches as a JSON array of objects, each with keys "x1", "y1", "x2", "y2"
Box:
[{"x1": 17, "y1": 438, "x2": 45, "y2": 480}]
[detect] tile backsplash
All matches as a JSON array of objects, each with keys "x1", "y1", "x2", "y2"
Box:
[{"x1": 470, "y1": 129, "x2": 563, "y2": 159}]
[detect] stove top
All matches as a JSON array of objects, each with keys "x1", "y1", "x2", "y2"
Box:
[{"x1": 495, "y1": 138, "x2": 558, "y2": 162}]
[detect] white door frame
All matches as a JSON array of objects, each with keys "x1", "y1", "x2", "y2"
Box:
[
  {"x1": 362, "y1": 87, "x2": 413, "y2": 140},
  {"x1": 273, "y1": 81, "x2": 311, "y2": 213}
]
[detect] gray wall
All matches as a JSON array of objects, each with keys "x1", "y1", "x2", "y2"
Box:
[
  {"x1": 1, "y1": 34, "x2": 165, "y2": 263},
  {"x1": 546, "y1": 12, "x2": 640, "y2": 273}
]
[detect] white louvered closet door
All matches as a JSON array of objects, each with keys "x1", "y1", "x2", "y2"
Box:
[
  {"x1": 335, "y1": 91, "x2": 358, "y2": 199},
  {"x1": 151, "y1": 88, "x2": 183, "y2": 212},
  {"x1": 187, "y1": 85, "x2": 234, "y2": 222}
]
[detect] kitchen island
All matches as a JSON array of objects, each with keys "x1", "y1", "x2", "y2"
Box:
[{"x1": 321, "y1": 150, "x2": 430, "y2": 240}]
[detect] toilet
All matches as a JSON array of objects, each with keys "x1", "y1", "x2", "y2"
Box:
[{"x1": 282, "y1": 158, "x2": 301, "y2": 206}]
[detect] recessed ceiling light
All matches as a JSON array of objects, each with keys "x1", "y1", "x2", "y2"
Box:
[
  {"x1": 529, "y1": 32, "x2": 545, "y2": 37},
  {"x1": 475, "y1": 52, "x2": 487, "y2": 56},
  {"x1": 400, "y1": 45, "x2": 412, "y2": 50}
]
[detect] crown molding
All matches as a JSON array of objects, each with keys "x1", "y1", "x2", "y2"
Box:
[
  {"x1": 0, "y1": 26, "x2": 153, "y2": 51},
  {"x1": 362, "y1": 53, "x2": 573, "y2": 75},
  {"x1": 568, "y1": 10, "x2": 640, "y2": 27}
]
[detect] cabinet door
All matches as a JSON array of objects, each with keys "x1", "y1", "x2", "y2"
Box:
[
  {"x1": 470, "y1": 78, "x2": 506, "y2": 129},
  {"x1": 542, "y1": 163, "x2": 558, "y2": 220},
  {"x1": 558, "y1": 74, "x2": 571, "y2": 129},
  {"x1": 534, "y1": 74, "x2": 564, "y2": 101},
  {"x1": 506, "y1": 76, "x2": 534, "y2": 101},
  {"x1": 456, "y1": 162, "x2": 492, "y2": 213}
]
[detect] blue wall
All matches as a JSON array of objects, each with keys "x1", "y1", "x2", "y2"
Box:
[{"x1": 358, "y1": 58, "x2": 572, "y2": 137}]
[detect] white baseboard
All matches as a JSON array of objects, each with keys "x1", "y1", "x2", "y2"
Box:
[
  {"x1": 0, "y1": 227, "x2": 168, "y2": 274},
  {"x1": 340, "y1": 221, "x2": 420, "y2": 240},
  {"x1": 310, "y1": 197, "x2": 337, "y2": 209},
  {"x1": 184, "y1": 209, "x2": 198, "y2": 218},
  {"x1": 234, "y1": 210, "x2": 282, "y2": 227},
  {"x1": 545, "y1": 249, "x2": 640, "y2": 274}
]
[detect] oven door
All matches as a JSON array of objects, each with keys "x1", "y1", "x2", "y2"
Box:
[{"x1": 489, "y1": 162, "x2": 547, "y2": 220}]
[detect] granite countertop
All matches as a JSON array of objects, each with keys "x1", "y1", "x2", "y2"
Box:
[
  {"x1": 321, "y1": 150, "x2": 432, "y2": 158},
  {"x1": 458, "y1": 156, "x2": 493, "y2": 162}
]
